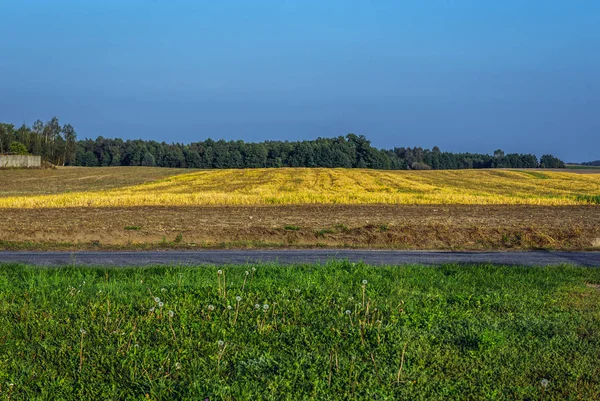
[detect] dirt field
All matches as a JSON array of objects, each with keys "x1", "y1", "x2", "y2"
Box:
[
  {"x1": 0, "y1": 166, "x2": 189, "y2": 196},
  {"x1": 1, "y1": 205, "x2": 598, "y2": 250}
]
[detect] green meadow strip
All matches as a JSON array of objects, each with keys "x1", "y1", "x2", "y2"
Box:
[{"x1": 0, "y1": 262, "x2": 599, "y2": 400}]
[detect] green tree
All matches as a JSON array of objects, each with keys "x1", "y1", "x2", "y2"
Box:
[
  {"x1": 142, "y1": 152, "x2": 156, "y2": 167},
  {"x1": 9, "y1": 141, "x2": 28, "y2": 155}
]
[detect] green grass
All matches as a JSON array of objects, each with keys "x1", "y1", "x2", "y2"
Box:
[
  {"x1": 0, "y1": 262, "x2": 599, "y2": 400},
  {"x1": 575, "y1": 194, "x2": 600, "y2": 205}
]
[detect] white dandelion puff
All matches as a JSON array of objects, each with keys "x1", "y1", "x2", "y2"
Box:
[
  {"x1": 168, "y1": 310, "x2": 174, "y2": 318},
  {"x1": 345, "y1": 310, "x2": 351, "y2": 315},
  {"x1": 263, "y1": 304, "x2": 269, "y2": 311},
  {"x1": 161, "y1": 288, "x2": 166, "y2": 292},
  {"x1": 362, "y1": 279, "x2": 368, "y2": 285},
  {"x1": 252, "y1": 267, "x2": 256, "y2": 272},
  {"x1": 245, "y1": 271, "x2": 249, "y2": 275},
  {"x1": 158, "y1": 302, "x2": 164, "y2": 308},
  {"x1": 218, "y1": 340, "x2": 224, "y2": 347},
  {"x1": 227, "y1": 305, "x2": 232, "y2": 310},
  {"x1": 154, "y1": 297, "x2": 160, "y2": 303},
  {"x1": 217, "y1": 270, "x2": 223, "y2": 275},
  {"x1": 254, "y1": 303, "x2": 260, "y2": 309},
  {"x1": 149, "y1": 307, "x2": 155, "y2": 312},
  {"x1": 541, "y1": 379, "x2": 549, "y2": 388},
  {"x1": 208, "y1": 304, "x2": 215, "y2": 311},
  {"x1": 80, "y1": 328, "x2": 87, "y2": 335},
  {"x1": 175, "y1": 362, "x2": 182, "y2": 370},
  {"x1": 236, "y1": 296, "x2": 242, "y2": 302}
]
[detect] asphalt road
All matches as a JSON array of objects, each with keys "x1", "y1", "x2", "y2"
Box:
[{"x1": 0, "y1": 250, "x2": 598, "y2": 267}]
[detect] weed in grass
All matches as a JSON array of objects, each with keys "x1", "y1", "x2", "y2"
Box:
[
  {"x1": 284, "y1": 225, "x2": 300, "y2": 231},
  {"x1": 174, "y1": 233, "x2": 183, "y2": 243},
  {"x1": 335, "y1": 223, "x2": 350, "y2": 233},
  {"x1": 315, "y1": 228, "x2": 335, "y2": 238},
  {"x1": 124, "y1": 225, "x2": 142, "y2": 231}
]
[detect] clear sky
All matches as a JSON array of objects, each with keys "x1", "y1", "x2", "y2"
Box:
[{"x1": 1, "y1": 1, "x2": 598, "y2": 161}]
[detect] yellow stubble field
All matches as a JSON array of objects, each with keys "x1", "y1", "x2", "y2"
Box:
[{"x1": 1, "y1": 167, "x2": 599, "y2": 208}]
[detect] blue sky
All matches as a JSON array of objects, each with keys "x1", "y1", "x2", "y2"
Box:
[{"x1": 1, "y1": 1, "x2": 598, "y2": 161}]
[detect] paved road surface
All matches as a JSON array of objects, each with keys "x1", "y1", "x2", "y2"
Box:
[{"x1": 0, "y1": 250, "x2": 598, "y2": 267}]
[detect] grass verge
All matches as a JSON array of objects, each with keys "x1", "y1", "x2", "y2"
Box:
[{"x1": 0, "y1": 262, "x2": 599, "y2": 400}]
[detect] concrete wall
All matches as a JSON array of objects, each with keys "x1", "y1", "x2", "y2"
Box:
[{"x1": 0, "y1": 155, "x2": 42, "y2": 168}]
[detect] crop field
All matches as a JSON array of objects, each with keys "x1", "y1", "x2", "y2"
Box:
[
  {"x1": 0, "y1": 262, "x2": 599, "y2": 400},
  {"x1": 1, "y1": 167, "x2": 600, "y2": 208},
  {"x1": 1, "y1": 167, "x2": 599, "y2": 250}
]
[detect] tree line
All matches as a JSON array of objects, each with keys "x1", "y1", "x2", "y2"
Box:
[
  {"x1": 1, "y1": 118, "x2": 565, "y2": 170},
  {"x1": 0, "y1": 118, "x2": 77, "y2": 166},
  {"x1": 582, "y1": 160, "x2": 600, "y2": 166}
]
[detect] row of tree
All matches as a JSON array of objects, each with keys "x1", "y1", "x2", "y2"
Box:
[
  {"x1": 0, "y1": 118, "x2": 77, "y2": 166},
  {"x1": 582, "y1": 160, "x2": 600, "y2": 166},
  {"x1": 1, "y1": 118, "x2": 565, "y2": 170}
]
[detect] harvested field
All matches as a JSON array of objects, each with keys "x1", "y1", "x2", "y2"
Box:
[
  {"x1": 1, "y1": 167, "x2": 598, "y2": 250},
  {"x1": 1, "y1": 205, "x2": 598, "y2": 250},
  {"x1": 1, "y1": 167, "x2": 599, "y2": 207},
  {"x1": 0, "y1": 166, "x2": 189, "y2": 197}
]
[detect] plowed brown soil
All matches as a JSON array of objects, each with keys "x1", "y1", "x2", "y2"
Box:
[{"x1": 1, "y1": 205, "x2": 598, "y2": 250}]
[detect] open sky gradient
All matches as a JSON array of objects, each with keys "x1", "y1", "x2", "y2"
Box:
[{"x1": 1, "y1": 0, "x2": 598, "y2": 161}]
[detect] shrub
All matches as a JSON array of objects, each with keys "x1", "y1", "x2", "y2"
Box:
[{"x1": 9, "y1": 141, "x2": 28, "y2": 155}]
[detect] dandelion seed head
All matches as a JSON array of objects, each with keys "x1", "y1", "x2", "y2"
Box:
[
  {"x1": 236, "y1": 296, "x2": 242, "y2": 302},
  {"x1": 252, "y1": 267, "x2": 256, "y2": 272},
  {"x1": 263, "y1": 304, "x2": 269, "y2": 311},
  {"x1": 541, "y1": 379, "x2": 549, "y2": 388},
  {"x1": 80, "y1": 328, "x2": 87, "y2": 334},
  {"x1": 168, "y1": 310, "x2": 174, "y2": 318},
  {"x1": 362, "y1": 280, "x2": 368, "y2": 285},
  {"x1": 348, "y1": 297, "x2": 354, "y2": 301},
  {"x1": 218, "y1": 340, "x2": 224, "y2": 347},
  {"x1": 208, "y1": 304, "x2": 215, "y2": 311},
  {"x1": 149, "y1": 307, "x2": 155, "y2": 312},
  {"x1": 245, "y1": 271, "x2": 249, "y2": 275},
  {"x1": 217, "y1": 270, "x2": 223, "y2": 275},
  {"x1": 134, "y1": 344, "x2": 139, "y2": 348},
  {"x1": 158, "y1": 302, "x2": 164, "y2": 308},
  {"x1": 254, "y1": 303, "x2": 260, "y2": 309},
  {"x1": 154, "y1": 297, "x2": 160, "y2": 303},
  {"x1": 175, "y1": 362, "x2": 182, "y2": 370},
  {"x1": 227, "y1": 305, "x2": 232, "y2": 310},
  {"x1": 161, "y1": 288, "x2": 166, "y2": 292},
  {"x1": 345, "y1": 310, "x2": 351, "y2": 315}
]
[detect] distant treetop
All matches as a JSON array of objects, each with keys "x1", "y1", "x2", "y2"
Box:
[{"x1": 0, "y1": 118, "x2": 565, "y2": 170}]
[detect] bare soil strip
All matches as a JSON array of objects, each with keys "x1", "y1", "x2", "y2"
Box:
[{"x1": 2, "y1": 205, "x2": 598, "y2": 250}]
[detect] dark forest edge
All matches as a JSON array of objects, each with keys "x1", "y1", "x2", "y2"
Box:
[
  {"x1": 582, "y1": 160, "x2": 600, "y2": 167},
  {"x1": 1, "y1": 117, "x2": 566, "y2": 170}
]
